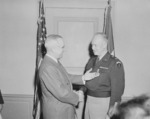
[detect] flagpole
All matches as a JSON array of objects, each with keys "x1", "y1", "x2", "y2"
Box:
[
  {"x1": 32, "y1": 1, "x2": 41, "y2": 119},
  {"x1": 33, "y1": 0, "x2": 47, "y2": 119}
]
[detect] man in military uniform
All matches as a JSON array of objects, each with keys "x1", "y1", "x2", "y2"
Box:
[{"x1": 84, "y1": 32, "x2": 125, "y2": 119}]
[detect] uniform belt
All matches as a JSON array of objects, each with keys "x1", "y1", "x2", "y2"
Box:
[{"x1": 87, "y1": 90, "x2": 110, "y2": 97}]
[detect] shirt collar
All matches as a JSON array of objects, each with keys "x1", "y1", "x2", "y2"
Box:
[
  {"x1": 102, "y1": 52, "x2": 111, "y2": 61},
  {"x1": 98, "y1": 51, "x2": 107, "y2": 60},
  {"x1": 46, "y1": 54, "x2": 58, "y2": 63}
]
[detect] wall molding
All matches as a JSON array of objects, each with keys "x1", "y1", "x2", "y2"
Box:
[
  {"x1": 2, "y1": 94, "x2": 33, "y2": 119},
  {"x1": 1, "y1": 94, "x2": 131, "y2": 119}
]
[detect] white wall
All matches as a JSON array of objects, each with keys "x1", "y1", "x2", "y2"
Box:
[
  {"x1": 0, "y1": 0, "x2": 37, "y2": 94},
  {"x1": 114, "y1": 0, "x2": 150, "y2": 96},
  {"x1": 0, "y1": 0, "x2": 150, "y2": 97}
]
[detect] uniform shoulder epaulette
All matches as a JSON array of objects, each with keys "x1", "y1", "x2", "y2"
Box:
[{"x1": 115, "y1": 58, "x2": 122, "y2": 68}]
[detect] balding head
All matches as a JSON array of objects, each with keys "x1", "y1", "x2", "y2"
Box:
[
  {"x1": 91, "y1": 32, "x2": 108, "y2": 57},
  {"x1": 45, "y1": 34, "x2": 64, "y2": 59},
  {"x1": 94, "y1": 32, "x2": 107, "y2": 42},
  {"x1": 45, "y1": 34, "x2": 63, "y2": 49}
]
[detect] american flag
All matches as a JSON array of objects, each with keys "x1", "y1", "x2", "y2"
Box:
[
  {"x1": 33, "y1": 0, "x2": 47, "y2": 119},
  {"x1": 103, "y1": 0, "x2": 115, "y2": 56}
]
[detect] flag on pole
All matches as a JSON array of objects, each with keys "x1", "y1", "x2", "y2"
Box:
[
  {"x1": 103, "y1": 0, "x2": 115, "y2": 56},
  {"x1": 33, "y1": 0, "x2": 47, "y2": 119}
]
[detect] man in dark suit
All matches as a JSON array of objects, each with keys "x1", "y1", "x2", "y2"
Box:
[
  {"x1": 84, "y1": 32, "x2": 125, "y2": 119},
  {"x1": 39, "y1": 34, "x2": 99, "y2": 119}
]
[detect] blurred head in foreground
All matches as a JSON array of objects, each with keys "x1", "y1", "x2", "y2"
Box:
[{"x1": 110, "y1": 94, "x2": 150, "y2": 119}]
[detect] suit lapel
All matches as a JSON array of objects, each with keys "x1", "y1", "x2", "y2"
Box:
[
  {"x1": 57, "y1": 61, "x2": 73, "y2": 90},
  {"x1": 44, "y1": 56, "x2": 72, "y2": 89}
]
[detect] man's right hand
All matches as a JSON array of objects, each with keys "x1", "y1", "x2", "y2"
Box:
[
  {"x1": 82, "y1": 68, "x2": 99, "y2": 82},
  {"x1": 74, "y1": 90, "x2": 84, "y2": 102}
]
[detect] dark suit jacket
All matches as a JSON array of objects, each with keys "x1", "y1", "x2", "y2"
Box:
[{"x1": 39, "y1": 55, "x2": 83, "y2": 119}]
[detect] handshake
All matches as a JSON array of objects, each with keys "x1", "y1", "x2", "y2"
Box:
[
  {"x1": 74, "y1": 68, "x2": 100, "y2": 103},
  {"x1": 74, "y1": 90, "x2": 84, "y2": 102}
]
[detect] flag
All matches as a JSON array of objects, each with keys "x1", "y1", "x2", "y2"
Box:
[
  {"x1": 103, "y1": 0, "x2": 115, "y2": 56},
  {"x1": 33, "y1": 0, "x2": 47, "y2": 119}
]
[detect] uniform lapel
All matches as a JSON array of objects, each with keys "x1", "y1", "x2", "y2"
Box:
[
  {"x1": 94, "y1": 52, "x2": 111, "y2": 69},
  {"x1": 44, "y1": 56, "x2": 72, "y2": 89},
  {"x1": 99, "y1": 52, "x2": 112, "y2": 70}
]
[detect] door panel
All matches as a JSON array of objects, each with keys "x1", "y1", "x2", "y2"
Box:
[
  {"x1": 44, "y1": 1, "x2": 115, "y2": 119},
  {"x1": 45, "y1": 0, "x2": 110, "y2": 74}
]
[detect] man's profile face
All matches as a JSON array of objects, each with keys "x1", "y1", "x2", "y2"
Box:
[
  {"x1": 91, "y1": 35, "x2": 106, "y2": 56},
  {"x1": 55, "y1": 38, "x2": 65, "y2": 59}
]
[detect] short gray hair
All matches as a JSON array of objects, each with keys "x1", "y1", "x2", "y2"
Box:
[{"x1": 45, "y1": 34, "x2": 63, "y2": 50}]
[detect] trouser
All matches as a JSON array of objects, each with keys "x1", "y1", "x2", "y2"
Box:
[
  {"x1": 85, "y1": 95, "x2": 110, "y2": 119},
  {"x1": 75, "y1": 101, "x2": 84, "y2": 119},
  {"x1": 0, "y1": 114, "x2": 2, "y2": 119}
]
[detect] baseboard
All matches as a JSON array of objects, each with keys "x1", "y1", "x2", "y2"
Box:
[
  {"x1": 2, "y1": 94, "x2": 33, "y2": 119},
  {"x1": 1, "y1": 94, "x2": 131, "y2": 119}
]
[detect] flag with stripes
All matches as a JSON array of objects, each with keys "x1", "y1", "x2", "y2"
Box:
[
  {"x1": 103, "y1": 0, "x2": 115, "y2": 56},
  {"x1": 33, "y1": 0, "x2": 47, "y2": 119}
]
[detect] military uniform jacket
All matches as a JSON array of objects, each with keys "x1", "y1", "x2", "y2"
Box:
[
  {"x1": 85, "y1": 52, "x2": 125, "y2": 106},
  {"x1": 39, "y1": 55, "x2": 83, "y2": 119}
]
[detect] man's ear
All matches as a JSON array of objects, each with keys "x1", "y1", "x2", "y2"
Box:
[
  {"x1": 51, "y1": 46, "x2": 57, "y2": 53},
  {"x1": 103, "y1": 41, "x2": 107, "y2": 49}
]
